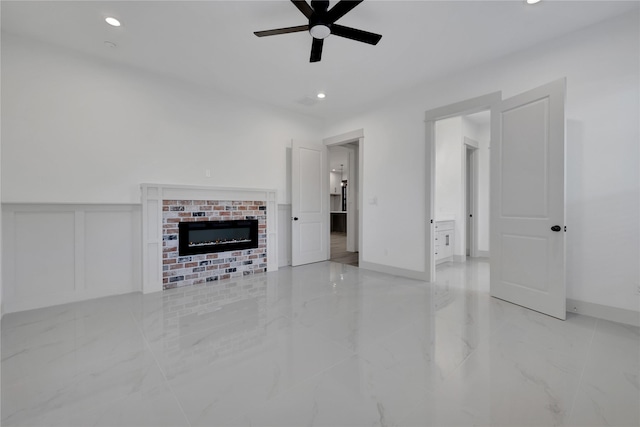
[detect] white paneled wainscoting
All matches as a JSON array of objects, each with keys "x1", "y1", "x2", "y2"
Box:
[
  {"x1": 2, "y1": 203, "x2": 142, "y2": 313},
  {"x1": 277, "y1": 204, "x2": 292, "y2": 268},
  {"x1": 2, "y1": 185, "x2": 280, "y2": 314}
]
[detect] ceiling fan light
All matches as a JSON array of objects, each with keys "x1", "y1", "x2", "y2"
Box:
[{"x1": 310, "y1": 24, "x2": 331, "y2": 39}]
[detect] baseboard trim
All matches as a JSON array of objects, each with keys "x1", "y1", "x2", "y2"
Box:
[
  {"x1": 477, "y1": 250, "x2": 490, "y2": 258},
  {"x1": 4, "y1": 288, "x2": 134, "y2": 315},
  {"x1": 359, "y1": 261, "x2": 428, "y2": 282},
  {"x1": 567, "y1": 298, "x2": 640, "y2": 327},
  {"x1": 453, "y1": 255, "x2": 466, "y2": 263}
]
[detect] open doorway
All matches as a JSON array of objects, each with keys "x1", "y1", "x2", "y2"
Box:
[
  {"x1": 328, "y1": 145, "x2": 359, "y2": 266},
  {"x1": 433, "y1": 110, "x2": 490, "y2": 274},
  {"x1": 465, "y1": 140, "x2": 478, "y2": 258},
  {"x1": 426, "y1": 81, "x2": 566, "y2": 319}
]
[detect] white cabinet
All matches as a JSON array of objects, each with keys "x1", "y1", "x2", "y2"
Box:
[
  {"x1": 330, "y1": 172, "x2": 341, "y2": 195},
  {"x1": 435, "y1": 220, "x2": 454, "y2": 264}
]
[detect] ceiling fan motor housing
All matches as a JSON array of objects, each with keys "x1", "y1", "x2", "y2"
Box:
[
  {"x1": 311, "y1": 0, "x2": 330, "y2": 12},
  {"x1": 310, "y1": 0, "x2": 331, "y2": 39}
]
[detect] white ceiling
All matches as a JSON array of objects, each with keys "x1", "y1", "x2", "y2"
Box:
[{"x1": 2, "y1": 1, "x2": 638, "y2": 121}]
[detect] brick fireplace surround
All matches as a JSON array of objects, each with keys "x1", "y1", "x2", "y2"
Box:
[
  {"x1": 141, "y1": 184, "x2": 278, "y2": 294},
  {"x1": 162, "y1": 199, "x2": 267, "y2": 289}
]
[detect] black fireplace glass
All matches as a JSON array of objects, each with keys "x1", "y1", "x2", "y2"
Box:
[{"x1": 178, "y1": 220, "x2": 259, "y2": 256}]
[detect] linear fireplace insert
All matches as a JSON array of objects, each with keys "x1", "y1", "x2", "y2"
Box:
[{"x1": 178, "y1": 219, "x2": 259, "y2": 256}]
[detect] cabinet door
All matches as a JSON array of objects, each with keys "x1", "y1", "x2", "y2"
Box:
[{"x1": 434, "y1": 231, "x2": 443, "y2": 261}]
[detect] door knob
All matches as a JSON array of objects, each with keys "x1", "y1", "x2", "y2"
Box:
[
  {"x1": 292, "y1": 217, "x2": 299, "y2": 221},
  {"x1": 550, "y1": 225, "x2": 561, "y2": 232}
]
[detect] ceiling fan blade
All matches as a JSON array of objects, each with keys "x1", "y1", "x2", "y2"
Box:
[
  {"x1": 327, "y1": 0, "x2": 364, "y2": 23},
  {"x1": 291, "y1": 0, "x2": 314, "y2": 19},
  {"x1": 254, "y1": 25, "x2": 309, "y2": 37},
  {"x1": 331, "y1": 24, "x2": 382, "y2": 45},
  {"x1": 310, "y1": 38, "x2": 324, "y2": 62}
]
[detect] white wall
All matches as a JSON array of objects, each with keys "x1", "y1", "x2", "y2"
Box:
[
  {"x1": 0, "y1": 75, "x2": 2, "y2": 316},
  {"x1": 1, "y1": 34, "x2": 324, "y2": 205},
  {"x1": 435, "y1": 116, "x2": 464, "y2": 257},
  {"x1": 329, "y1": 145, "x2": 349, "y2": 211},
  {"x1": 323, "y1": 13, "x2": 640, "y2": 313}
]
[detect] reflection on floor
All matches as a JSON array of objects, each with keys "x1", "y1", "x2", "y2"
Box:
[
  {"x1": 2, "y1": 260, "x2": 638, "y2": 426},
  {"x1": 330, "y1": 232, "x2": 358, "y2": 266}
]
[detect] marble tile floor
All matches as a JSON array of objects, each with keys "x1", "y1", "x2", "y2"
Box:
[{"x1": 2, "y1": 260, "x2": 639, "y2": 427}]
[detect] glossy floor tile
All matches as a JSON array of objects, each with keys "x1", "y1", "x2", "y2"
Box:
[{"x1": 2, "y1": 260, "x2": 639, "y2": 426}]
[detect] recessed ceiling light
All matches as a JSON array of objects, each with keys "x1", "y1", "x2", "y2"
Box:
[
  {"x1": 526, "y1": 0, "x2": 541, "y2": 4},
  {"x1": 317, "y1": 92, "x2": 326, "y2": 99},
  {"x1": 105, "y1": 17, "x2": 121, "y2": 27}
]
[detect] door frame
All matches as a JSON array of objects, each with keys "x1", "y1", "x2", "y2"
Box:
[
  {"x1": 324, "y1": 129, "x2": 364, "y2": 266},
  {"x1": 424, "y1": 92, "x2": 501, "y2": 282},
  {"x1": 464, "y1": 137, "x2": 480, "y2": 259}
]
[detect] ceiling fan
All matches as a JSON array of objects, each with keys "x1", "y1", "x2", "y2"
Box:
[{"x1": 254, "y1": 0, "x2": 382, "y2": 63}]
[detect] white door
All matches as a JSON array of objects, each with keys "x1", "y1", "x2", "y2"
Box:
[
  {"x1": 490, "y1": 79, "x2": 566, "y2": 320},
  {"x1": 291, "y1": 141, "x2": 329, "y2": 266}
]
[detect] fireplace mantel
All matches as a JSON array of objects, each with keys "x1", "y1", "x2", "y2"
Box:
[{"x1": 141, "y1": 184, "x2": 278, "y2": 294}]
